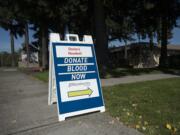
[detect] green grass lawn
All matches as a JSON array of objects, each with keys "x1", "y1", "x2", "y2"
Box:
[{"x1": 103, "y1": 78, "x2": 180, "y2": 135}]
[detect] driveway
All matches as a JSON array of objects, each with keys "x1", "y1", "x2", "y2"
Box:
[{"x1": 0, "y1": 68, "x2": 142, "y2": 135}]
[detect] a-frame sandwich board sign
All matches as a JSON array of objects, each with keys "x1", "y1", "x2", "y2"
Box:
[{"x1": 48, "y1": 33, "x2": 105, "y2": 121}]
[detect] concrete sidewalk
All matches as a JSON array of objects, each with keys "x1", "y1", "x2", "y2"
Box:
[
  {"x1": 0, "y1": 69, "x2": 142, "y2": 135},
  {"x1": 101, "y1": 73, "x2": 180, "y2": 87}
]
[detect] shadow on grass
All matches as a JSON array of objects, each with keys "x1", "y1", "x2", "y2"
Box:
[
  {"x1": 101, "y1": 67, "x2": 180, "y2": 79},
  {"x1": 159, "y1": 68, "x2": 180, "y2": 75},
  {"x1": 19, "y1": 67, "x2": 180, "y2": 80}
]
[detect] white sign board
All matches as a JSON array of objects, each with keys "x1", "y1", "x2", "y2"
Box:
[{"x1": 48, "y1": 33, "x2": 105, "y2": 121}]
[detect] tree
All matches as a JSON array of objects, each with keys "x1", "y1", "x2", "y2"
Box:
[
  {"x1": 105, "y1": 0, "x2": 137, "y2": 62},
  {"x1": 17, "y1": 0, "x2": 52, "y2": 69},
  {"x1": 1, "y1": 0, "x2": 180, "y2": 69},
  {"x1": 25, "y1": 0, "x2": 67, "y2": 70},
  {"x1": 0, "y1": 1, "x2": 25, "y2": 67},
  {"x1": 157, "y1": 0, "x2": 180, "y2": 67},
  {"x1": 92, "y1": 0, "x2": 109, "y2": 76}
]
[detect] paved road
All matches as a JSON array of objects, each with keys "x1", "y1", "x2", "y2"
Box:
[
  {"x1": 101, "y1": 73, "x2": 180, "y2": 87},
  {"x1": 0, "y1": 69, "x2": 142, "y2": 135}
]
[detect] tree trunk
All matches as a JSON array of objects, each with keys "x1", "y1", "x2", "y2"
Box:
[
  {"x1": 138, "y1": 34, "x2": 141, "y2": 43},
  {"x1": 10, "y1": 31, "x2": 15, "y2": 67},
  {"x1": 25, "y1": 23, "x2": 30, "y2": 66},
  {"x1": 41, "y1": 25, "x2": 48, "y2": 70},
  {"x1": 124, "y1": 40, "x2": 128, "y2": 59},
  {"x1": 159, "y1": 17, "x2": 168, "y2": 67},
  {"x1": 93, "y1": 0, "x2": 108, "y2": 76},
  {"x1": 157, "y1": 21, "x2": 161, "y2": 47},
  {"x1": 157, "y1": 31, "x2": 161, "y2": 47},
  {"x1": 1, "y1": 53, "x2": 3, "y2": 67},
  {"x1": 39, "y1": 37, "x2": 42, "y2": 67},
  {"x1": 149, "y1": 32, "x2": 153, "y2": 51}
]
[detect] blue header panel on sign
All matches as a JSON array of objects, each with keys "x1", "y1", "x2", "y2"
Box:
[{"x1": 52, "y1": 42, "x2": 104, "y2": 114}]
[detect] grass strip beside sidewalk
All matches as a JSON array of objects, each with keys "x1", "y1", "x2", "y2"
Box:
[
  {"x1": 103, "y1": 78, "x2": 180, "y2": 135},
  {"x1": 33, "y1": 71, "x2": 49, "y2": 82}
]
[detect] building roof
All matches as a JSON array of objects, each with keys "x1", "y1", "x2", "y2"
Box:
[
  {"x1": 158, "y1": 44, "x2": 180, "y2": 51},
  {"x1": 110, "y1": 42, "x2": 180, "y2": 53}
]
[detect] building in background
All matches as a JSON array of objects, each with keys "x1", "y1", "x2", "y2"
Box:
[
  {"x1": 18, "y1": 44, "x2": 39, "y2": 68},
  {"x1": 109, "y1": 42, "x2": 180, "y2": 68}
]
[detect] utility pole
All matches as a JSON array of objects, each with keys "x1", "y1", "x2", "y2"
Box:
[{"x1": 10, "y1": 31, "x2": 15, "y2": 67}]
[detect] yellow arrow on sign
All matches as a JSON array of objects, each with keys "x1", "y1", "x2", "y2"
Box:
[{"x1": 68, "y1": 88, "x2": 93, "y2": 97}]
